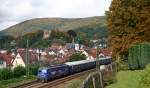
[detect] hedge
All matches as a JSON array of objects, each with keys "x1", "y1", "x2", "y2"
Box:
[
  {"x1": 29, "y1": 64, "x2": 39, "y2": 75},
  {"x1": 0, "y1": 64, "x2": 39, "y2": 81},
  {"x1": 13, "y1": 66, "x2": 26, "y2": 78},
  {"x1": 0, "y1": 68, "x2": 13, "y2": 80},
  {"x1": 128, "y1": 42, "x2": 150, "y2": 69}
]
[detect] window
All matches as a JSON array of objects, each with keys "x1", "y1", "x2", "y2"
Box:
[{"x1": 0, "y1": 60, "x2": 3, "y2": 65}]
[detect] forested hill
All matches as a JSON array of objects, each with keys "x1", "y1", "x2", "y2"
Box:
[{"x1": 0, "y1": 16, "x2": 107, "y2": 38}]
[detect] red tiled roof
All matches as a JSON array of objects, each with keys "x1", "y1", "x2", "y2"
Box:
[
  {"x1": 88, "y1": 48, "x2": 112, "y2": 58},
  {"x1": 17, "y1": 50, "x2": 38, "y2": 64},
  {"x1": 99, "y1": 48, "x2": 112, "y2": 56},
  {"x1": 0, "y1": 53, "x2": 14, "y2": 66},
  {"x1": 43, "y1": 54, "x2": 54, "y2": 63}
]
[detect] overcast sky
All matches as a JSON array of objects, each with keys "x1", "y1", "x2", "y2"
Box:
[{"x1": 0, "y1": 0, "x2": 111, "y2": 31}]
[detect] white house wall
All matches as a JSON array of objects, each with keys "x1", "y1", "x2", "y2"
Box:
[
  {"x1": 0, "y1": 61, "x2": 6, "y2": 69},
  {"x1": 12, "y1": 54, "x2": 26, "y2": 68}
]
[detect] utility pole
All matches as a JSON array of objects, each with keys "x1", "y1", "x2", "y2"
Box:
[
  {"x1": 38, "y1": 49, "x2": 41, "y2": 66},
  {"x1": 26, "y1": 39, "x2": 29, "y2": 76},
  {"x1": 96, "y1": 44, "x2": 100, "y2": 72}
]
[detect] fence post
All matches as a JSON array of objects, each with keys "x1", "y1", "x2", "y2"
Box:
[
  {"x1": 92, "y1": 76, "x2": 96, "y2": 88},
  {"x1": 99, "y1": 72, "x2": 104, "y2": 88}
]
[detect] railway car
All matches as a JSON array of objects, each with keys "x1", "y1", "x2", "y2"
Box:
[
  {"x1": 99, "y1": 57, "x2": 112, "y2": 65},
  {"x1": 65, "y1": 59, "x2": 96, "y2": 74},
  {"x1": 37, "y1": 64, "x2": 69, "y2": 82}
]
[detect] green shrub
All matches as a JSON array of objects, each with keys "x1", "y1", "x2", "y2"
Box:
[
  {"x1": 69, "y1": 52, "x2": 86, "y2": 62},
  {"x1": 29, "y1": 64, "x2": 39, "y2": 75},
  {"x1": 139, "y1": 64, "x2": 150, "y2": 88},
  {"x1": 13, "y1": 66, "x2": 26, "y2": 78},
  {"x1": 0, "y1": 68, "x2": 13, "y2": 80},
  {"x1": 116, "y1": 58, "x2": 129, "y2": 71}
]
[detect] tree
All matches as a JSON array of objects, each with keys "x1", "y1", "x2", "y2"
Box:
[
  {"x1": 77, "y1": 32, "x2": 89, "y2": 46},
  {"x1": 67, "y1": 30, "x2": 77, "y2": 43},
  {"x1": 18, "y1": 30, "x2": 44, "y2": 48},
  {"x1": 50, "y1": 29, "x2": 70, "y2": 42},
  {"x1": 106, "y1": 0, "x2": 150, "y2": 59},
  {"x1": 0, "y1": 35, "x2": 15, "y2": 49}
]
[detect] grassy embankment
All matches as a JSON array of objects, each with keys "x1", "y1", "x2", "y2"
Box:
[
  {"x1": 106, "y1": 70, "x2": 143, "y2": 88},
  {"x1": 0, "y1": 75, "x2": 36, "y2": 88}
]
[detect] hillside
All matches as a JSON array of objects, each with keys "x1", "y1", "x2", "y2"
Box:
[{"x1": 0, "y1": 16, "x2": 106, "y2": 37}]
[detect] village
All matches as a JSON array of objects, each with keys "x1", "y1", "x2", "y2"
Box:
[
  {"x1": 0, "y1": 0, "x2": 150, "y2": 88},
  {"x1": 0, "y1": 41, "x2": 111, "y2": 69}
]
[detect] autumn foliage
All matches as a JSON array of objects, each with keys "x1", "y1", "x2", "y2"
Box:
[{"x1": 106, "y1": 0, "x2": 150, "y2": 58}]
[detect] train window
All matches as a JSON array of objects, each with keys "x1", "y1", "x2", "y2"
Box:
[{"x1": 38, "y1": 70, "x2": 41, "y2": 73}]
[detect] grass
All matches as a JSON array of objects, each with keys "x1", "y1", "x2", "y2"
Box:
[
  {"x1": 0, "y1": 75, "x2": 36, "y2": 88},
  {"x1": 106, "y1": 70, "x2": 143, "y2": 88},
  {"x1": 67, "y1": 79, "x2": 83, "y2": 88},
  {"x1": 51, "y1": 74, "x2": 87, "y2": 88}
]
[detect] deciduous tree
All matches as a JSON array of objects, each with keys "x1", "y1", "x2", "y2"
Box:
[{"x1": 106, "y1": 0, "x2": 150, "y2": 58}]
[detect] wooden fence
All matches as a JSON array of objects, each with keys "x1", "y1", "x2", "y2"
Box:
[{"x1": 81, "y1": 62, "x2": 117, "y2": 88}]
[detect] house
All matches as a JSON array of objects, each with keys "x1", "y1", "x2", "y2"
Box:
[
  {"x1": 51, "y1": 43, "x2": 63, "y2": 49},
  {"x1": 0, "y1": 53, "x2": 14, "y2": 68},
  {"x1": 99, "y1": 48, "x2": 112, "y2": 57},
  {"x1": 40, "y1": 54, "x2": 54, "y2": 65},
  {"x1": 58, "y1": 49, "x2": 65, "y2": 55},
  {"x1": 88, "y1": 48, "x2": 97, "y2": 59},
  {"x1": 12, "y1": 49, "x2": 39, "y2": 68},
  {"x1": 0, "y1": 59, "x2": 6, "y2": 69},
  {"x1": 12, "y1": 53, "x2": 26, "y2": 68},
  {"x1": 66, "y1": 43, "x2": 75, "y2": 49},
  {"x1": 0, "y1": 50, "x2": 7, "y2": 54}
]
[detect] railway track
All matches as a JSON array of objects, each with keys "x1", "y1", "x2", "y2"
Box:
[
  {"x1": 13, "y1": 69, "x2": 95, "y2": 88},
  {"x1": 11, "y1": 80, "x2": 40, "y2": 88}
]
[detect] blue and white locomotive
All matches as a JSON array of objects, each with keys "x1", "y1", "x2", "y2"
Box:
[{"x1": 37, "y1": 57, "x2": 112, "y2": 82}]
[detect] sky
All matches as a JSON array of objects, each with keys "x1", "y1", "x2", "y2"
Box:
[{"x1": 0, "y1": 0, "x2": 112, "y2": 31}]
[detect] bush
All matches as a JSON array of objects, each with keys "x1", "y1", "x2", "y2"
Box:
[
  {"x1": 13, "y1": 66, "x2": 26, "y2": 78},
  {"x1": 69, "y1": 52, "x2": 86, "y2": 62},
  {"x1": 139, "y1": 64, "x2": 150, "y2": 88},
  {"x1": 0, "y1": 68, "x2": 13, "y2": 80},
  {"x1": 29, "y1": 64, "x2": 39, "y2": 75},
  {"x1": 117, "y1": 60, "x2": 129, "y2": 71},
  {"x1": 116, "y1": 57, "x2": 129, "y2": 71}
]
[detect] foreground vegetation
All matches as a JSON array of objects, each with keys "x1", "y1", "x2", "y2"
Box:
[
  {"x1": 0, "y1": 65, "x2": 39, "y2": 81},
  {"x1": 107, "y1": 64, "x2": 150, "y2": 88},
  {"x1": 0, "y1": 75, "x2": 36, "y2": 88},
  {"x1": 106, "y1": 70, "x2": 142, "y2": 88}
]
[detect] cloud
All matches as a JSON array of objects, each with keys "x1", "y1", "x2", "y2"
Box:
[
  {"x1": 0, "y1": 21, "x2": 18, "y2": 30},
  {"x1": 0, "y1": 0, "x2": 111, "y2": 30}
]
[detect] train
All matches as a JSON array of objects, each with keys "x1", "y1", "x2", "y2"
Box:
[{"x1": 37, "y1": 57, "x2": 112, "y2": 82}]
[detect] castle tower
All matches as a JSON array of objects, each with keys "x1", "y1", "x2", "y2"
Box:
[{"x1": 43, "y1": 30, "x2": 51, "y2": 39}]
